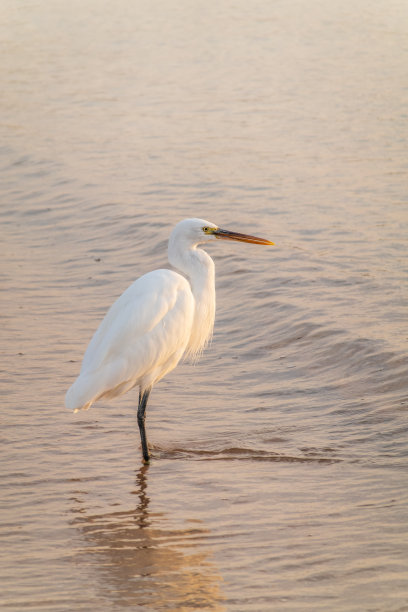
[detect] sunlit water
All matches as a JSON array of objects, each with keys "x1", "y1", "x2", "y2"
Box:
[{"x1": 1, "y1": 0, "x2": 408, "y2": 610}]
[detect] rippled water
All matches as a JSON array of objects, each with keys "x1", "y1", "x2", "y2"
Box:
[{"x1": 1, "y1": 0, "x2": 408, "y2": 610}]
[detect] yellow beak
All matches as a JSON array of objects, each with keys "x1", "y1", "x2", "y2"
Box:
[{"x1": 213, "y1": 228, "x2": 274, "y2": 246}]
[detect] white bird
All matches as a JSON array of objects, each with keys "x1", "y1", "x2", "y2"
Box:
[{"x1": 66, "y1": 218, "x2": 274, "y2": 462}]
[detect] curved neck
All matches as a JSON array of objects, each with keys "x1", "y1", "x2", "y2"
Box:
[
  {"x1": 168, "y1": 240, "x2": 213, "y2": 287},
  {"x1": 168, "y1": 240, "x2": 215, "y2": 357}
]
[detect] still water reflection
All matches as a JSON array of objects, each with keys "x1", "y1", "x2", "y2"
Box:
[{"x1": 70, "y1": 466, "x2": 225, "y2": 610}]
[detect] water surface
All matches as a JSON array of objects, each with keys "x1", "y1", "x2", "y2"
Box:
[{"x1": 1, "y1": 0, "x2": 408, "y2": 610}]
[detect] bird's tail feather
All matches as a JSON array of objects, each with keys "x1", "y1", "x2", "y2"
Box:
[
  {"x1": 65, "y1": 367, "x2": 138, "y2": 412},
  {"x1": 65, "y1": 373, "x2": 98, "y2": 412}
]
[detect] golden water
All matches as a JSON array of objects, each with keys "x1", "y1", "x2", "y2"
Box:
[{"x1": 1, "y1": 0, "x2": 408, "y2": 609}]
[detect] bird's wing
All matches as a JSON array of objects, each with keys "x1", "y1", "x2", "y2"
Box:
[
  {"x1": 66, "y1": 269, "x2": 195, "y2": 411},
  {"x1": 80, "y1": 268, "x2": 193, "y2": 375}
]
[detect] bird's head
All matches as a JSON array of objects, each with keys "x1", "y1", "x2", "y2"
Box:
[{"x1": 172, "y1": 218, "x2": 274, "y2": 247}]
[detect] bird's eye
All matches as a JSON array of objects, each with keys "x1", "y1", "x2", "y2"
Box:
[{"x1": 203, "y1": 227, "x2": 209, "y2": 233}]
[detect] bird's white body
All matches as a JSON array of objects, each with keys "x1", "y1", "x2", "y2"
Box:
[
  {"x1": 65, "y1": 218, "x2": 273, "y2": 461},
  {"x1": 66, "y1": 219, "x2": 215, "y2": 412}
]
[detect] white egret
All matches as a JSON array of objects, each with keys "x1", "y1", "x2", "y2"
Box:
[{"x1": 65, "y1": 218, "x2": 274, "y2": 462}]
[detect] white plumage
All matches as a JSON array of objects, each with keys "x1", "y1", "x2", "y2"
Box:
[{"x1": 66, "y1": 218, "x2": 273, "y2": 462}]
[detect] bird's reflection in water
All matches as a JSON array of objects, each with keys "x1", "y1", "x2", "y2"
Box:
[{"x1": 70, "y1": 465, "x2": 225, "y2": 610}]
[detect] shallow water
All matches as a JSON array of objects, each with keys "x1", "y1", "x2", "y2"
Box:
[{"x1": 1, "y1": 0, "x2": 408, "y2": 610}]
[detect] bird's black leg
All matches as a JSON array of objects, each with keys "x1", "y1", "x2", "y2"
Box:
[{"x1": 138, "y1": 388, "x2": 151, "y2": 463}]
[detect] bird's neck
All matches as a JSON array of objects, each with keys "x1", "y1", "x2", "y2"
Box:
[{"x1": 168, "y1": 244, "x2": 215, "y2": 358}]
